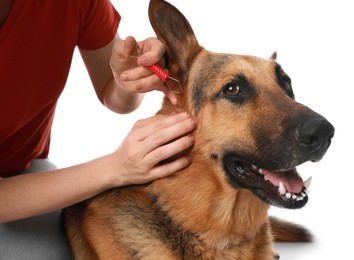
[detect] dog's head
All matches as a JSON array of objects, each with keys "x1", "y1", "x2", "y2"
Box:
[{"x1": 149, "y1": 0, "x2": 335, "y2": 209}]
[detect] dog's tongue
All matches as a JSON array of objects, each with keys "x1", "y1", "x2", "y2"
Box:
[{"x1": 262, "y1": 168, "x2": 303, "y2": 193}]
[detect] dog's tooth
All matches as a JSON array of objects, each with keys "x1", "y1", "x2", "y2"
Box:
[
  {"x1": 292, "y1": 194, "x2": 297, "y2": 200},
  {"x1": 278, "y1": 182, "x2": 286, "y2": 195},
  {"x1": 303, "y1": 176, "x2": 312, "y2": 190},
  {"x1": 296, "y1": 196, "x2": 304, "y2": 201},
  {"x1": 259, "y1": 168, "x2": 264, "y2": 175},
  {"x1": 301, "y1": 192, "x2": 307, "y2": 197},
  {"x1": 285, "y1": 193, "x2": 291, "y2": 199}
]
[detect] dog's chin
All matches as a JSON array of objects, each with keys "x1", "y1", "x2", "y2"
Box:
[{"x1": 223, "y1": 155, "x2": 311, "y2": 209}]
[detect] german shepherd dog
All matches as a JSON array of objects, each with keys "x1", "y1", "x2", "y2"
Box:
[{"x1": 63, "y1": 0, "x2": 335, "y2": 259}]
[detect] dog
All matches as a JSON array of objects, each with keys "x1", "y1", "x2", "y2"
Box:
[{"x1": 62, "y1": 0, "x2": 335, "y2": 259}]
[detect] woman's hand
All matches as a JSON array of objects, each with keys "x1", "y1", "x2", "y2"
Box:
[
  {"x1": 110, "y1": 112, "x2": 196, "y2": 186},
  {"x1": 110, "y1": 36, "x2": 179, "y2": 106}
]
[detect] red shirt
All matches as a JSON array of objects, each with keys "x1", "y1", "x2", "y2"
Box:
[{"x1": 0, "y1": 0, "x2": 120, "y2": 176}]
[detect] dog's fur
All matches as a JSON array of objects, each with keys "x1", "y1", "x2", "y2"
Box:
[{"x1": 63, "y1": 1, "x2": 335, "y2": 259}]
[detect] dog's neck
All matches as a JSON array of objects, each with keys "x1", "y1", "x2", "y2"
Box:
[{"x1": 150, "y1": 145, "x2": 270, "y2": 247}]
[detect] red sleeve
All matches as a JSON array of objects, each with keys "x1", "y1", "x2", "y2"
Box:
[{"x1": 78, "y1": 0, "x2": 121, "y2": 50}]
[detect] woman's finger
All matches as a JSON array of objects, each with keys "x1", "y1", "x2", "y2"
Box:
[
  {"x1": 134, "y1": 113, "x2": 195, "y2": 142},
  {"x1": 137, "y1": 37, "x2": 166, "y2": 67},
  {"x1": 139, "y1": 117, "x2": 196, "y2": 157},
  {"x1": 146, "y1": 155, "x2": 192, "y2": 181},
  {"x1": 143, "y1": 134, "x2": 195, "y2": 165}
]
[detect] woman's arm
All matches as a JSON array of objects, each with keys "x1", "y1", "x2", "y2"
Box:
[{"x1": 0, "y1": 113, "x2": 195, "y2": 223}]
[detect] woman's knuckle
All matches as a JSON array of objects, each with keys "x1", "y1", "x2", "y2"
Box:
[
  {"x1": 154, "y1": 132, "x2": 167, "y2": 147},
  {"x1": 133, "y1": 119, "x2": 144, "y2": 129},
  {"x1": 131, "y1": 81, "x2": 144, "y2": 92}
]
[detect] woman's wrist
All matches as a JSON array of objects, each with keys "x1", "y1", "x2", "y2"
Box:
[
  {"x1": 103, "y1": 77, "x2": 144, "y2": 114},
  {"x1": 86, "y1": 153, "x2": 124, "y2": 191}
]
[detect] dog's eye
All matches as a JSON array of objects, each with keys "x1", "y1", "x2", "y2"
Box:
[
  {"x1": 223, "y1": 84, "x2": 243, "y2": 96},
  {"x1": 218, "y1": 74, "x2": 252, "y2": 103}
]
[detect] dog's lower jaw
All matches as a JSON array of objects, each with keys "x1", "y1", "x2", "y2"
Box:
[{"x1": 149, "y1": 162, "x2": 275, "y2": 258}]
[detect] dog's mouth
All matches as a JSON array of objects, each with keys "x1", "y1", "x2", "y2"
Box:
[{"x1": 223, "y1": 157, "x2": 311, "y2": 209}]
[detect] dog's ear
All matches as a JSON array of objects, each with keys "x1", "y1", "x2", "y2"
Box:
[
  {"x1": 269, "y1": 51, "x2": 277, "y2": 60},
  {"x1": 148, "y1": 0, "x2": 202, "y2": 84}
]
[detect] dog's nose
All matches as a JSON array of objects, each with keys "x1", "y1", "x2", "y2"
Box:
[{"x1": 295, "y1": 116, "x2": 335, "y2": 160}]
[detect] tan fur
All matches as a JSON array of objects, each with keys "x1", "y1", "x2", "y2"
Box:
[{"x1": 62, "y1": 1, "x2": 334, "y2": 259}]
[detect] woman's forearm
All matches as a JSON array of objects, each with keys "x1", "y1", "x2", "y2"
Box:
[{"x1": 0, "y1": 154, "x2": 116, "y2": 223}]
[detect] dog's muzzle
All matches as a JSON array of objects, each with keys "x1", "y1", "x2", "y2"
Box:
[{"x1": 222, "y1": 114, "x2": 334, "y2": 209}]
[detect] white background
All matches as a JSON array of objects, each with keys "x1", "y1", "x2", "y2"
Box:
[{"x1": 50, "y1": 1, "x2": 353, "y2": 259}]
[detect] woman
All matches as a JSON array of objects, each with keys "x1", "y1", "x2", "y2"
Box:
[{"x1": 0, "y1": 0, "x2": 196, "y2": 258}]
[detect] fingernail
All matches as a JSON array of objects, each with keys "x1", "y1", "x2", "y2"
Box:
[
  {"x1": 172, "y1": 99, "x2": 179, "y2": 106},
  {"x1": 183, "y1": 112, "x2": 192, "y2": 120},
  {"x1": 186, "y1": 155, "x2": 193, "y2": 164},
  {"x1": 190, "y1": 118, "x2": 197, "y2": 128},
  {"x1": 138, "y1": 56, "x2": 148, "y2": 66},
  {"x1": 120, "y1": 72, "x2": 128, "y2": 80}
]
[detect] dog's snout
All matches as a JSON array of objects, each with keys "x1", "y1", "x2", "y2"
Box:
[{"x1": 295, "y1": 116, "x2": 335, "y2": 159}]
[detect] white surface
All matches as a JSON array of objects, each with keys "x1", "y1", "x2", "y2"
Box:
[{"x1": 50, "y1": 1, "x2": 353, "y2": 259}]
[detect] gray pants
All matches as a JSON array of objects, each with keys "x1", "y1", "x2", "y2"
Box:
[{"x1": 0, "y1": 160, "x2": 73, "y2": 260}]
